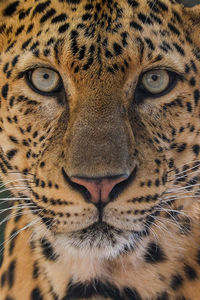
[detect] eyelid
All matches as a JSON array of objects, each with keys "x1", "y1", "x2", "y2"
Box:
[
  {"x1": 17, "y1": 64, "x2": 59, "y2": 80},
  {"x1": 142, "y1": 66, "x2": 185, "y2": 80}
]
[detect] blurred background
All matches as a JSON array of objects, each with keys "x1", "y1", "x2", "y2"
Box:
[{"x1": 176, "y1": 0, "x2": 200, "y2": 6}]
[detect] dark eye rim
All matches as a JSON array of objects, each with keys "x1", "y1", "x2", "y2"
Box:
[
  {"x1": 135, "y1": 69, "x2": 182, "y2": 103},
  {"x1": 25, "y1": 67, "x2": 63, "y2": 97}
]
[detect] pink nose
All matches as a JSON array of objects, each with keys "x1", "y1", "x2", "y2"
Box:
[{"x1": 71, "y1": 176, "x2": 128, "y2": 203}]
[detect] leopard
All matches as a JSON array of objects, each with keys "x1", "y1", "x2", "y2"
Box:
[{"x1": 1, "y1": 0, "x2": 200, "y2": 299}]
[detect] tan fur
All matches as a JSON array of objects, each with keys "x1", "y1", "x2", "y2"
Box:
[{"x1": 0, "y1": 0, "x2": 200, "y2": 299}]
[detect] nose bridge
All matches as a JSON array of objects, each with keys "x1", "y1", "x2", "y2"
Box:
[{"x1": 65, "y1": 95, "x2": 133, "y2": 178}]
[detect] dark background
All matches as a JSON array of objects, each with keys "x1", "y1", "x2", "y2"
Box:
[{"x1": 176, "y1": 0, "x2": 200, "y2": 6}]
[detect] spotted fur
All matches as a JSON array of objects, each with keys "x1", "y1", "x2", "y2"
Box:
[{"x1": 0, "y1": 0, "x2": 200, "y2": 299}]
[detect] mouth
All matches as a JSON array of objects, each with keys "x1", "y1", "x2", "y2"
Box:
[{"x1": 62, "y1": 220, "x2": 146, "y2": 258}]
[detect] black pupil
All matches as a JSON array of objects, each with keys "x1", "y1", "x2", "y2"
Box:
[
  {"x1": 43, "y1": 73, "x2": 49, "y2": 80},
  {"x1": 152, "y1": 74, "x2": 158, "y2": 81}
]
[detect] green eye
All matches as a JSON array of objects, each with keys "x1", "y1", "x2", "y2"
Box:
[
  {"x1": 27, "y1": 67, "x2": 62, "y2": 94},
  {"x1": 141, "y1": 69, "x2": 170, "y2": 94}
]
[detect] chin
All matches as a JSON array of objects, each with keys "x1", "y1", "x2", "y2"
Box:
[{"x1": 54, "y1": 222, "x2": 142, "y2": 260}]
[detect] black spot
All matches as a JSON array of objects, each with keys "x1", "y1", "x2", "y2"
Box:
[
  {"x1": 12, "y1": 55, "x2": 19, "y2": 67},
  {"x1": 189, "y1": 77, "x2": 196, "y2": 86},
  {"x1": 150, "y1": 13, "x2": 162, "y2": 24},
  {"x1": 70, "y1": 30, "x2": 79, "y2": 55},
  {"x1": 27, "y1": 24, "x2": 34, "y2": 33},
  {"x1": 127, "y1": 0, "x2": 139, "y2": 7},
  {"x1": 15, "y1": 25, "x2": 24, "y2": 36},
  {"x1": 8, "y1": 228, "x2": 17, "y2": 255},
  {"x1": 130, "y1": 21, "x2": 143, "y2": 31},
  {"x1": 58, "y1": 23, "x2": 70, "y2": 33},
  {"x1": 105, "y1": 50, "x2": 113, "y2": 58},
  {"x1": 77, "y1": 45, "x2": 86, "y2": 60},
  {"x1": 8, "y1": 260, "x2": 16, "y2": 288},
  {"x1": 186, "y1": 102, "x2": 192, "y2": 113},
  {"x1": 184, "y1": 265, "x2": 198, "y2": 280},
  {"x1": 168, "y1": 23, "x2": 180, "y2": 36},
  {"x1": 52, "y1": 13, "x2": 67, "y2": 23},
  {"x1": 22, "y1": 38, "x2": 32, "y2": 50},
  {"x1": 39, "y1": 161, "x2": 45, "y2": 168},
  {"x1": 192, "y1": 144, "x2": 200, "y2": 156},
  {"x1": 113, "y1": 43, "x2": 122, "y2": 56},
  {"x1": 170, "y1": 274, "x2": 184, "y2": 290},
  {"x1": 144, "y1": 38, "x2": 155, "y2": 50},
  {"x1": 177, "y1": 143, "x2": 186, "y2": 152},
  {"x1": 144, "y1": 242, "x2": 166, "y2": 263},
  {"x1": 31, "y1": 287, "x2": 43, "y2": 300},
  {"x1": 33, "y1": 262, "x2": 39, "y2": 279},
  {"x1": 156, "y1": 292, "x2": 169, "y2": 300},
  {"x1": 44, "y1": 49, "x2": 50, "y2": 56},
  {"x1": 3, "y1": 1, "x2": 19, "y2": 16},
  {"x1": 1, "y1": 84, "x2": 9, "y2": 99},
  {"x1": 124, "y1": 287, "x2": 142, "y2": 300},
  {"x1": 194, "y1": 89, "x2": 200, "y2": 106},
  {"x1": 32, "y1": 0, "x2": 51, "y2": 16},
  {"x1": 14, "y1": 207, "x2": 23, "y2": 222},
  {"x1": 138, "y1": 13, "x2": 153, "y2": 25},
  {"x1": 9, "y1": 136, "x2": 18, "y2": 144},
  {"x1": 30, "y1": 42, "x2": 40, "y2": 51},
  {"x1": 40, "y1": 238, "x2": 58, "y2": 261},
  {"x1": 82, "y1": 13, "x2": 92, "y2": 21},
  {"x1": 173, "y1": 43, "x2": 185, "y2": 56},
  {"x1": 1, "y1": 271, "x2": 7, "y2": 287},
  {"x1": 157, "y1": 0, "x2": 168, "y2": 11},
  {"x1": 3, "y1": 62, "x2": 9, "y2": 73},
  {"x1": 40, "y1": 8, "x2": 56, "y2": 23},
  {"x1": 64, "y1": 280, "x2": 122, "y2": 299}
]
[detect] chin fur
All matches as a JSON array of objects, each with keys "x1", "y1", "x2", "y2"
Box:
[{"x1": 54, "y1": 222, "x2": 142, "y2": 260}]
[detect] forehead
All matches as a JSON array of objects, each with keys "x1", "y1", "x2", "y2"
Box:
[
  {"x1": 0, "y1": 0, "x2": 186, "y2": 86},
  {"x1": 1, "y1": 0, "x2": 178, "y2": 46}
]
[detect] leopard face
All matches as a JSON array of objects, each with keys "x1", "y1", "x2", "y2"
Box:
[
  {"x1": 0, "y1": 0, "x2": 199, "y2": 254},
  {"x1": 1, "y1": 1, "x2": 200, "y2": 299}
]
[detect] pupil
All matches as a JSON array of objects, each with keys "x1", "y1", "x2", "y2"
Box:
[
  {"x1": 152, "y1": 74, "x2": 158, "y2": 81},
  {"x1": 43, "y1": 73, "x2": 49, "y2": 80}
]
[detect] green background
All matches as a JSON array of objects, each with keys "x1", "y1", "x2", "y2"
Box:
[{"x1": 0, "y1": 190, "x2": 10, "y2": 246}]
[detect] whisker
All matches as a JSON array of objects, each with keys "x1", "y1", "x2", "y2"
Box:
[
  {"x1": 0, "y1": 178, "x2": 32, "y2": 188},
  {"x1": 167, "y1": 169, "x2": 200, "y2": 183},
  {"x1": 0, "y1": 209, "x2": 42, "y2": 227},
  {"x1": 0, "y1": 217, "x2": 41, "y2": 254},
  {"x1": 0, "y1": 205, "x2": 36, "y2": 214},
  {"x1": 167, "y1": 160, "x2": 200, "y2": 175},
  {"x1": 166, "y1": 183, "x2": 200, "y2": 193}
]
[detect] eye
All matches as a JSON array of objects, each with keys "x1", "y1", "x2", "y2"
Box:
[
  {"x1": 26, "y1": 67, "x2": 62, "y2": 95},
  {"x1": 141, "y1": 69, "x2": 169, "y2": 94}
]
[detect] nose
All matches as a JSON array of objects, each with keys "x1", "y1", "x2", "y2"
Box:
[{"x1": 71, "y1": 175, "x2": 128, "y2": 204}]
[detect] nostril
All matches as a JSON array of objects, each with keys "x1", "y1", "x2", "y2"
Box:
[
  {"x1": 71, "y1": 175, "x2": 128, "y2": 204},
  {"x1": 62, "y1": 168, "x2": 91, "y2": 201},
  {"x1": 62, "y1": 167, "x2": 137, "y2": 204}
]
